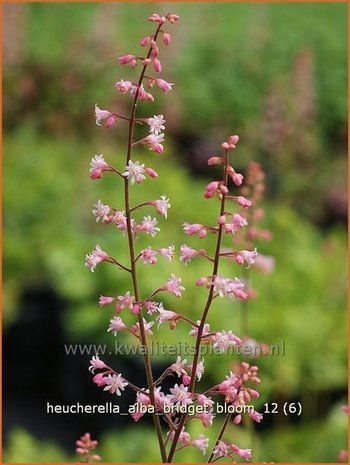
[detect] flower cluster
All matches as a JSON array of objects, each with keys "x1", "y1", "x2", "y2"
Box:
[
  {"x1": 83, "y1": 12, "x2": 266, "y2": 464},
  {"x1": 75, "y1": 432, "x2": 101, "y2": 463}
]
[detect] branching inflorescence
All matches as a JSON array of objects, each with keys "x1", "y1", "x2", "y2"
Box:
[{"x1": 83, "y1": 12, "x2": 264, "y2": 463}]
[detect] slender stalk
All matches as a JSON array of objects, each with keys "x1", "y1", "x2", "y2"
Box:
[
  {"x1": 167, "y1": 151, "x2": 230, "y2": 462},
  {"x1": 123, "y1": 21, "x2": 167, "y2": 462},
  {"x1": 207, "y1": 413, "x2": 232, "y2": 463}
]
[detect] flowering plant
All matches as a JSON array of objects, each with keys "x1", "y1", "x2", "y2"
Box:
[{"x1": 82, "y1": 12, "x2": 265, "y2": 463}]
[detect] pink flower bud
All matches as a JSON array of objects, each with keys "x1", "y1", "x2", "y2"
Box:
[
  {"x1": 207, "y1": 156, "x2": 222, "y2": 165},
  {"x1": 206, "y1": 181, "x2": 219, "y2": 192},
  {"x1": 218, "y1": 215, "x2": 226, "y2": 225},
  {"x1": 235, "y1": 255, "x2": 244, "y2": 265},
  {"x1": 141, "y1": 58, "x2": 151, "y2": 65},
  {"x1": 105, "y1": 116, "x2": 117, "y2": 128},
  {"x1": 228, "y1": 134, "x2": 239, "y2": 146},
  {"x1": 153, "y1": 58, "x2": 162, "y2": 73},
  {"x1": 198, "y1": 229, "x2": 207, "y2": 239},
  {"x1": 182, "y1": 374, "x2": 191, "y2": 385},
  {"x1": 219, "y1": 185, "x2": 229, "y2": 194},
  {"x1": 196, "y1": 277, "x2": 207, "y2": 287},
  {"x1": 233, "y1": 414, "x2": 242, "y2": 424},
  {"x1": 145, "y1": 167, "x2": 158, "y2": 178},
  {"x1": 168, "y1": 14, "x2": 180, "y2": 23},
  {"x1": 235, "y1": 196, "x2": 252, "y2": 208},
  {"x1": 221, "y1": 142, "x2": 230, "y2": 150},
  {"x1": 99, "y1": 296, "x2": 114, "y2": 306},
  {"x1": 118, "y1": 54, "x2": 136, "y2": 65},
  {"x1": 162, "y1": 32, "x2": 171, "y2": 45},
  {"x1": 155, "y1": 79, "x2": 173, "y2": 93},
  {"x1": 131, "y1": 304, "x2": 140, "y2": 315},
  {"x1": 140, "y1": 36, "x2": 151, "y2": 46}
]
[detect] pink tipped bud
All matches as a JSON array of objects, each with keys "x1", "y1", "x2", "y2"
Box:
[
  {"x1": 145, "y1": 167, "x2": 158, "y2": 178},
  {"x1": 233, "y1": 414, "x2": 242, "y2": 424},
  {"x1": 206, "y1": 181, "x2": 219, "y2": 192},
  {"x1": 118, "y1": 54, "x2": 136, "y2": 65},
  {"x1": 140, "y1": 36, "x2": 151, "y2": 46},
  {"x1": 235, "y1": 255, "x2": 244, "y2": 265},
  {"x1": 198, "y1": 229, "x2": 207, "y2": 239},
  {"x1": 218, "y1": 215, "x2": 226, "y2": 225},
  {"x1": 232, "y1": 172, "x2": 244, "y2": 186},
  {"x1": 162, "y1": 32, "x2": 171, "y2": 45},
  {"x1": 204, "y1": 191, "x2": 215, "y2": 199},
  {"x1": 228, "y1": 134, "x2": 240, "y2": 146},
  {"x1": 168, "y1": 14, "x2": 180, "y2": 23},
  {"x1": 208, "y1": 156, "x2": 222, "y2": 166},
  {"x1": 141, "y1": 58, "x2": 151, "y2": 65},
  {"x1": 131, "y1": 304, "x2": 140, "y2": 315},
  {"x1": 182, "y1": 374, "x2": 191, "y2": 385},
  {"x1": 155, "y1": 79, "x2": 174, "y2": 93},
  {"x1": 221, "y1": 142, "x2": 230, "y2": 150},
  {"x1": 153, "y1": 58, "x2": 162, "y2": 73},
  {"x1": 235, "y1": 196, "x2": 252, "y2": 208},
  {"x1": 196, "y1": 277, "x2": 207, "y2": 287},
  {"x1": 106, "y1": 116, "x2": 117, "y2": 128},
  {"x1": 219, "y1": 185, "x2": 229, "y2": 194}
]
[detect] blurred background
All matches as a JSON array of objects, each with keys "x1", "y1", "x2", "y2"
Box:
[{"x1": 3, "y1": 2, "x2": 348, "y2": 463}]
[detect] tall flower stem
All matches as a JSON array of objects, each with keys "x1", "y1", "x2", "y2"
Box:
[
  {"x1": 167, "y1": 151, "x2": 230, "y2": 462},
  {"x1": 123, "y1": 21, "x2": 167, "y2": 462}
]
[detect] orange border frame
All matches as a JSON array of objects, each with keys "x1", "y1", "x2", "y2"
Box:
[{"x1": 0, "y1": 1, "x2": 348, "y2": 464}]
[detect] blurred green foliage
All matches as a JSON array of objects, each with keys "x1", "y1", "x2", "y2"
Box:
[{"x1": 3, "y1": 2, "x2": 347, "y2": 463}]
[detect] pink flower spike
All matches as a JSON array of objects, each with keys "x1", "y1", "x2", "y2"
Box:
[
  {"x1": 192, "y1": 435, "x2": 209, "y2": 455},
  {"x1": 145, "y1": 167, "x2": 158, "y2": 178},
  {"x1": 89, "y1": 355, "x2": 107, "y2": 373},
  {"x1": 162, "y1": 32, "x2": 171, "y2": 45},
  {"x1": 107, "y1": 316, "x2": 126, "y2": 336},
  {"x1": 155, "y1": 79, "x2": 174, "y2": 93},
  {"x1": 165, "y1": 274, "x2": 185, "y2": 297},
  {"x1": 153, "y1": 58, "x2": 162, "y2": 73},
  {"x1": 99, "y1": 295, "x2": 114, "y2": 307},
  {"x1": 115, "y1": 79, "x2": 133, "y2": 94}
]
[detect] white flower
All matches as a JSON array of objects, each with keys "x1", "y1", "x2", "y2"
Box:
[
  {"x1": 123, "y1": 160, "x2": 146, "y2": 185},
  {"x1": 92, "y1": 200, "x2": 111, "y2": 222},
  {"x1": 107, "y1": 317, "x2": 126, "y2": 336},
  {"x1": 153, "y1": 196, "x2": 171, "y2": 218},
  {"x1": 170, "y1": 356, "x2": 188, "y2": 377},
  {"x1": 141, "y1": 216, "x2": 160, "y2": 237},
  {"x1": 103, "y1": 374, "x2": 128, "y2": 396},
  {"x1": 168, "y1": 383, "x2": 193, "y2": 406},
  {"x1": 212, "y1": 330, "x2": 241, "y2": 352},
  {"x1": 147, "y1": 114, "x2": 166, "y2": 135}
]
